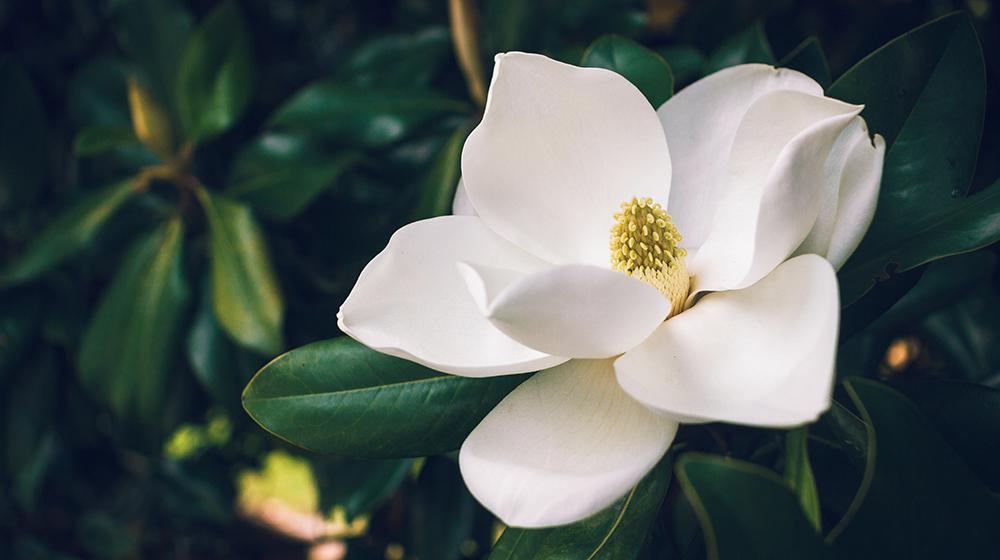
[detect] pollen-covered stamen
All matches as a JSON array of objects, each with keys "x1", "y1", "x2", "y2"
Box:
[{"x1": 610, "y1": 196, "x2": 690, "y2": 315}]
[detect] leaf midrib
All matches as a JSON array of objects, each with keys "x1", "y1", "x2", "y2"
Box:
[{"x1": 244, "y1": 373, "x2": 458, "y2": 403}]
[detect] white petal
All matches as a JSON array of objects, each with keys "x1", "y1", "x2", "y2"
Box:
[
  {"x1": 794, "y1": 118, "x2": 886, "y2": 269},
  {"x1": 451, "y1": 177, "x2": 477, "y2": 216},
  {"x1": 338, "y1": 216, "x2": 567, "y2": 377},
  {"x1": 462, "y1": 52, "x2": 672, "y2": 266},
  {"x1": 658, "y1": 64, "x2": 823, "y2": 251},
  {"x1": 614, "y1": 254, "x2": 838, "y2": 427},
  {"x1": 460, "y1": 359, "x2": 678, "y2": 528},
  {"x1": 823, "y1": 132, "x2": 885, "y2": 269},
  {"x1": 458, "y1": 262, "x2": 670, "y2": 359},
  {"x1": 688, "y1": 90, "x2": 861, "y2": 294}
]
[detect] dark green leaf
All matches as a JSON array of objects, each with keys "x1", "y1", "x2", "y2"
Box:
[
  {"x1": 227, "y1": 132, "x2": 361, "y2": 221},
  {"x1": 920, "y1": 282, "x2": 1000, "y2": 383},
  {"x1": 783, "y1": 427, "x2": 821, "y2": 530},
  {"x1": 335, "y1": 27, "x2": 451, "y2": 88},
  {"x1": 1, "y1": 179, "x2": 136, "y2": 286},
  {"x1": 411, "y1": 121, "x2": 473, "y2": 220},
  {"x1": 832, "y1": 14, "x2": 994, "y2": 304},
  {"x1": 69, "y1": 57, "x2": 132, "y2": 127},
  {"x1": 196, "y1": 188, "x2": 284, "y2": 355},
  {"x1": 658, "y1": 45, "x2": 706, "y2": 86},
  {"x1": 111, "y1": 0, "x2": 192, "y2": 107},
  {"x1": 865, "y1": 251, "x2": 994, "y2": 335},
  {"x1": 78, "y1": 217, "x2": 190, "y2": 429},
  {"x1": 581, "y1": 35, "x2": 674, "y2": 107},
  {"x1": 176, "y1": 1, "x2": 255, "y2": 142},
  {"x1": 0, "y1": 291, "x2": 40, "y2": 380},
  {"x1": 839, "y1": 265, "x2": 924, "y2": 339},
  {"x1": 0, "y1": 58, "x2": 47, "y2": 213},
  {"x1": 892, "y1": 379, "x2": 1000, "y2": 490},
  {"x1": 316, "y1": 458, "x2": 412, "y2": 520},
  {"x1": 704, "y1": 22, "x2": 775, "y2": 74},
  {"x1": 73, "y1": 126, "x2": 139, "y2": 156},
  {"x1": 484, "y1": 0, "x2": 538, "y2": 54},
  {"x1": 828, "y1": 379, "x2": 1000, "y2": 558},
  {"x1": 68, "y1": 58, "x2": 159, "y2": 169},
  {"x1": 676, "y1": 454, "x2": 834, "y2": 560},
  {"x1": 186, "y1": 280, "x2": 261, "y2": 409},
  {"x1": 407, "y1": 457, "x2": 476, "y2": 560},
  {"x1": 242, "y1": 337, "x2": 527, "y2": 458},
  {"x1": 12, "y1": 433, "x2": 56, "y2": 514},
  {"x1": 779, "y1": 37, "x2": 831, "y2": 88},
  {"x1": 490, "y1": 454, "x2": 672, "y2": 560},
  {"x1": 818, "y1": 400, "x2": 868, "y2": 467},
  {"x1": 269, "y1": 83, "x2": 468, "y2": 148}
]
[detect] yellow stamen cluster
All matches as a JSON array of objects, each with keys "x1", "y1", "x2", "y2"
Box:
[{"x1": 610, "y1": 196, "x2": 690, "y2": 315}]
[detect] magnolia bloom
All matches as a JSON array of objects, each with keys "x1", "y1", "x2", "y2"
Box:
[{"x1": 338, "y1": 53, "x2": 885, "y2": 528}]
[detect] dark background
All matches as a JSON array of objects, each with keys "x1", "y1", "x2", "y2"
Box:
[{"x1": 1, "y1": 1, "x2": 998, "y2": 558}]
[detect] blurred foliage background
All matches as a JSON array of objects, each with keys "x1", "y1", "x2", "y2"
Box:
[{"x1": 1, "y1": 0, "x2": 998, "y2": 558}]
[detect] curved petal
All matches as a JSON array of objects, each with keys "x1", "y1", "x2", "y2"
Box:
[
  {"x1": 460, "y1": 359, "x2": 677, "y2": 528},
  {"x1": 688, "y1": 90, "x2": 862, "y2": 294},
  {"x1": 794, "y1": 118, "x2": 886, "y2": 269},
  {"x1": 458, "y1": 262, "x2": 670, "y2": 358},
  {"x1": 823, "y1": 132, "x2": 886, "y2": 269},
  {"x1": 658, "y1": 64, "x2": 823, "y2": 251},
  {"x1": 462, "y1": 52, "x2": 672, "y2": 266},
  {"x1": 451, "y1": 177, "x2": 478, "y2": 216},
  {"x1": 338, "y1": 216, "x2": 567, "y2": 377},
  {"x1": 614, "y1": 254, "x2": 838, "y2": 427}
]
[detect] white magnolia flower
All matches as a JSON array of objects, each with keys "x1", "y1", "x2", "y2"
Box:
[{"x1": 338, "y1": 53, "x2": 885, "y2": 528}]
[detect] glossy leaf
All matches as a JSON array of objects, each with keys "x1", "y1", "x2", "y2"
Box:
[
  {"x1": 78, "y1": 217, "x2": 190, "y2": 428},
  {"x1": 127, "y1": 76, "x2": 174, "y2": 160},
  {"x1": 269, "y1": 82, "x2": 468, "y2": 148},
  {"x1": 110, "y1": 0, "x2": 192, "y2": 107},
  {"x1": 334, "y1": 27, "x2": 451, "y2": 88},
  {"x1": 832, "y1": 14, "x2": 995, "y2": 303},
  {"x1": 196, "y1": 188, "x2": 284, "y2": 355},
  {"x1": 1, "y1": 180, "x2": 136, "y2": 286},
  {"x1": 783, "y1": 427, "x2": 821, "y2": 530},
  {"x1": 73, "y1": 126, "x2": 140, "y2": 156},
  {"x1": 489, "y1": 454, "x2": 672, "y2": 560},
  {"x1": 581, "y1": 34, "x2": 674, "y2": 107},
  {"x1": 411, "y1": 121, "x2": 472, "y2": 220},
  {"x1": 863, "y1": 251, "x2": 994, "y2": 335},
  {"x1": 892, "y1": 379, "x2": 1000, "y2": 490},
  {"x1": 316, "y1": 458, "x2": 413, "y2": 520},
  {"x1": 227, "y1": 131, "x2": 361, "y2": 221},
  {"x1": 242, "y1": 337, "x2": 528, "y2": 458},
  {"x1": 676, "y1": 454, "x2": 834, "y2": 560},
  {"x1": 187, "y1": 281, "x2": 261, "y2": 410},
  {"x1": 176, "y1": 1, "x2": 255, "y2": 143},
  {"x1": 779, "y1": 37, "x2": 831, "y2": 88},
  {"x1": 704, "y1": 22, "x2": 775, "y2": 74},
  {"x1": 0, "y1": 58, "x2": 47, "y2": 213},
  {"x1": 828, "y1": 379, "x2": 1000, "y2": 557}
]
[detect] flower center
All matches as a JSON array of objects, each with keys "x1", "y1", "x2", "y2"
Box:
[{"x1": 610, "y1": 196, "x2": 690, "y2": 315}]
